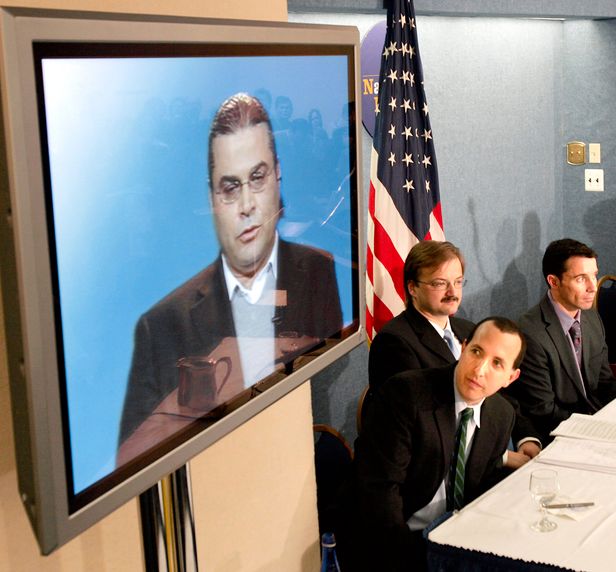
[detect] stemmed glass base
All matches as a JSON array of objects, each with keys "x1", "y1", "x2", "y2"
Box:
[
  {"x1": 529, "y1": 469, "x2": 559, "y2": 533},
  {"x1": 530, "y1": 514, "x2": 558, "y2": 532}
]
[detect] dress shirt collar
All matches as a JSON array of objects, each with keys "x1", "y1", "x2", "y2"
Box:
[
  {"x1": 429, "y1": 318, "x2": 461, "y2": 350},
  {"x1": 547, "y1": 290, "x2": 581, "y2": 333},
  {"x1": 222, "y1": 233, "x2": 279, "y2": 304},
  {"x1": 428, "y1": 317, "x2": 451, "y2": 338},
  {"x1": 453, "y1": 366, "x2": 483, "y2": 428}
]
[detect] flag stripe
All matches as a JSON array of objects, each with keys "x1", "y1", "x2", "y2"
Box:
[
  {"x1": 427, "y1": 207, "x2": 445, "y2": 241},
  {"x1": 372, "y1": 215, "x2": 407, "y2": 302},
  {"x1": 371, "y1": 288, "x2": 395, "y2": 333},
  {"x1": 366, "y1": 308, "x2": 374, "y2": 341},
  {"x1": 370, "y1": 250, "x2": 406, "y2": 318},
  {"x1": 366, "y1": 243, "x2": 374, "y2": 290}
]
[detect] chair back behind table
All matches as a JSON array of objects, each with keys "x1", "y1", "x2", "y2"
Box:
[
  {"x1": 595, "y1": 274, "x2": 616, "y2": 366},
  {"x1": 313, "y1": 424, "x2": 353, "y2": 537}
]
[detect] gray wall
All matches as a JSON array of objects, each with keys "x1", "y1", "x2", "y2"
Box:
[
  {"x1": 563, "y1": 19, "x2": 616, "y2": 275},
  {"x1": 289, "y1": 10, "x2": 616, "y2": 446},
  {"x1": 290, "y1": 0, "x2": 616, "y2": 18}
]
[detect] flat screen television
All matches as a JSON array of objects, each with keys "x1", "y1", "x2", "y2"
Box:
[{"x1": 0, "y1": 7, "x2": 365, "y2": 554}]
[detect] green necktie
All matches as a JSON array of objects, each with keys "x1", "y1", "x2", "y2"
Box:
[{"x1": 453, "y1": 407, "x2": 474, "y2": 511}]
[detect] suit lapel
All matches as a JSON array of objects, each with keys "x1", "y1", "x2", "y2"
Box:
[
  {"x1": 540, "y1": 296, "x2": 587, "y2": 396},
  {"x1": 406, "y1": 305, "x2": 456, "y2": 363},
  {"x1": 451, "y1": 319, "x2": 471, "y2": 345},
  {"x1": 190, "y1": 258, "x2": 236, "y2": 347},
  {"x1": 465, "y1": 402, "x2": 497, "y2": 490},
  {"x1": 580, "y1": 311, "x2": 597, "y2": 392},
  {"x1": 432, "y1": 367, "x2": 457, "y2": 470}
]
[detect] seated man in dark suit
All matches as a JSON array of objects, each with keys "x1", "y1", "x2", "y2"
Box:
[
  {"x1": 118, "y1": 93, "x2": 342, "y2": 453},
  {"x1": 369, "y1": 240, "x2": 472, "y2": 389},
  {"x1": 368, "y1": 240, "x2": 540, "y2": 462},
  {"x1": 338, "y1": 317, "x2": 526, "y2": 571},
  {"x1": 510, "y1": 238, "x2": 616, "y2": 445}
]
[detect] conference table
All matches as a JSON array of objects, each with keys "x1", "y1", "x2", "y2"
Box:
[{"x1": 427, "y1": 400, "x2": 616, "y2": 572}]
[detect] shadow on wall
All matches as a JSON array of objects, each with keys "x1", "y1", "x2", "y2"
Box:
[
  {"x1": 457, "y1": 199, "x2": 544, "y2": 321},
  {"x1": 490, "y1": 212, "x2": 544, "y2": 318},
  {"x1": 584, "y1": 198, "x2": 616, "y2": 275}
]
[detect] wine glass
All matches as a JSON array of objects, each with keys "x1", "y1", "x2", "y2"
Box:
[{"x1": 529, "y1": 469, "x2": 559, "y2": 532}]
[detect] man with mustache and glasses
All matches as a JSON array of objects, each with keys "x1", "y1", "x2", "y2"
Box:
[
  {"x1": 367, "y1": 240, "x2": 540, "y2": 466},
  {"x1": 507, "y1": 238, "x2": 616, "y2": 446},
  {"x1": 118, "y1": 93, "x2": 342, "y2": 448},
  {"x1": 369, "y1": 240, "x2": 472, "y2": 390}
]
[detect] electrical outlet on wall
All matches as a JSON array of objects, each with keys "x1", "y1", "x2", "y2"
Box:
[{"x1": 585, "y1": 169, "x2": 604, "y2": 192}]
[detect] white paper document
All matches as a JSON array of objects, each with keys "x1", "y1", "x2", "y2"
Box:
[
  {"x1": 537, "y1": 436, "x2": 616, "y2": 474},
  {"x1": 550, "y1": 413, "x2": 616, "y2": 443}
]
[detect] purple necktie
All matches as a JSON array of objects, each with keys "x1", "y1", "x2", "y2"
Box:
[{"x1": 569, "y1": 320, "x2": 582, "y2": 368}]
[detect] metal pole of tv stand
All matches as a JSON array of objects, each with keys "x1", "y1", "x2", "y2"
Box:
[{"x1": 139, "y1": 464, "x2": 198, "y2": 571}]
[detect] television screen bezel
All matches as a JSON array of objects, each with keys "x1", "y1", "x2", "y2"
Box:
[{"x1": 0, "y1": 7, "x2": 365, "y2": 554}]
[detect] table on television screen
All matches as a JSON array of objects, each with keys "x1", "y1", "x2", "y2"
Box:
[{"x1": 427, "y1": 399, "x2": 616, "y2": 572}]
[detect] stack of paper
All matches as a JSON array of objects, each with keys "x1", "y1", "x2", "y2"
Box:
[
  {"x1": 536, "y1": 414, "x2": 616, "y2": 473},
  {"x1": 537, "y1": 436, "x2": 616, "y2": 474},
  {"x1": 550, "y1": 413, "x2": 616, "y2": 443}
]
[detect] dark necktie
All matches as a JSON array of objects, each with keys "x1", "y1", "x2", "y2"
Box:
[
  {"x1": 443, "y1": 330, "x2": 460, "y2": 359},
  {"x1": 451, "y1": 407, "x2": 473, "y2": 511},
  {"x1": 569, "y1": 320, "x2": 582, "y2": 368},
  {"x1": 569, "y1": 319, "x2": 595, "y2": 403}
]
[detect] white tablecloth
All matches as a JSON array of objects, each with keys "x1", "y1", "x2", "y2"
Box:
[{"x1": 428, "y1": 400, "x2": 616, "y2": 572}]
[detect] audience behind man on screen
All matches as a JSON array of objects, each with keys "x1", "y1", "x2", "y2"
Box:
[{"x1": 272, "y1": 94, "x2": 293, "y2": 133}]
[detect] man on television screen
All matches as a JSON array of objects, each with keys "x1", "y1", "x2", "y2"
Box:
[{"x1": 118, "y1": 93, "x2": 342, "y2": 450}]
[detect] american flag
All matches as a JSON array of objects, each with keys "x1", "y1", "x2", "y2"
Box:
[{"x1": 365, "y1": 0, "x2": 444, "y2": 341}]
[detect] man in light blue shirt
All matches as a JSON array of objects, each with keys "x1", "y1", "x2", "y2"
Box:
[{"x1": 119, "y1": 93, "x2": 342, "y2": 447}]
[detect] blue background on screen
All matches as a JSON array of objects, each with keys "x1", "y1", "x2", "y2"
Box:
[{"x1": 41, "y1": 54, "x2": 356, "y2": 493}]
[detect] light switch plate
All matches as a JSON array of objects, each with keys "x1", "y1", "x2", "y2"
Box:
[
  {"x1": 585, "y1": 169, "x2": 604, "y2": 192},
  {"x1": 589, "y1": 143, "x2": 601, "y2": 164}
]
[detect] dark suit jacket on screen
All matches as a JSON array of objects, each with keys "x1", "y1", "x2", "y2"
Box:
[
  {"x1": 512, "y1": 293, "x2": 616, "y2": 444},
  {"x1": 119, "y1": 239, "x2": 342, "y2": 443},
  {"x1": 368, "y1": 303, "x2": 474, "y2": 390},
  {"x1": 339, "y1": 364, "x2": 514, "y2": 571}
]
